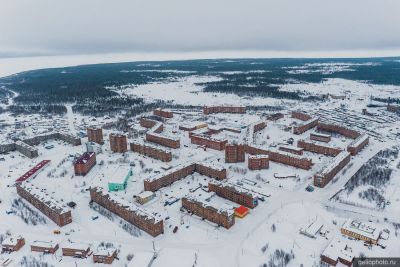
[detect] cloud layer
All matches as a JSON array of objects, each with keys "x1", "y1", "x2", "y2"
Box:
[{"x1": 1, "y1": 0, "x2": 400, "y2": 57}]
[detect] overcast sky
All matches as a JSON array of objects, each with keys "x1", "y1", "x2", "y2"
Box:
[{"x1": 1, "y1": 0, "x2": 400, "y2": 58}]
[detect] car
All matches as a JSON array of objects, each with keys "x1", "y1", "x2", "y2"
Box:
[
  {"x1": 173, "y1": 226, "x2": 178, "y2": 233},
  {"x1": 305, "y1": 185, "x2": 314, "y2": 192},
  {"x1": 53, "y1": 230, "x2": 61, "y2": 234}
]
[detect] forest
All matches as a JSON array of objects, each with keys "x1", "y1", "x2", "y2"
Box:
[{"x1": 0, "y1": 57, "x2": 399, "y2": 116}]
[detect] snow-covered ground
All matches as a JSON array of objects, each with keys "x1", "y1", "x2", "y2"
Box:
[{"x1": 1, "y1": 59, "x2": 400, "y2": 266}]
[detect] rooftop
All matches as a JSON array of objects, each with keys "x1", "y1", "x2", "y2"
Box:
[{"x1": 18, "y1": 181, "x2": 71, "y2": 214}]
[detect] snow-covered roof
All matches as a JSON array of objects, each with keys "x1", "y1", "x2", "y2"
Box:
[
  {"x1": 210, "y1": 180, "x2": 258, "y2": 199},
  {"x1": 1, "y1": 235, "x2": 23, "y2": 246},
  {"x1": 321, "y1": 238, "x2": 353, "y2": 263},
  {"x1": 62, "y1": 241, "x2": 90, "y2": 251},
  {"x1": 348, "y1": 134, "x2": 369, "y2": 148},
  {"x1": 74, "y1": 152, "x2": 95, "y2": 165},
  {"x1": 15, "y1": 140, "x2": 37, "y2": 152},
  {"x1": 147, "y1": 132, "x2": 180, "y2": 142},
  {"x1": 15, "y1": 160, "x2": 51, "y2": 183},
  {"x1": 18, "y1": 181, "x2": 71, "y2": 214},
  {"x1": 92, "y1": 187, "x2": 163, "y2": 223},
  {"x1": 341, "y1": 219, "x2": 381, "y2": 241},
  {"x1": 137, "y1": 191, "x2": 155, "y2": 199},
  {"x1": 279, "y1": 145, "x2": 304, "y2": 152},
  {"x1": 184, "y1": 192, "x2": 235, "y2": 216},
  {"x1": 94, "y1": 247, "x2": 117, "y2": 257},
  {"x1": 31, "y1": 240, "x2": 58, "y2": 249},
  {"x1": 310, "y1": 132, "x2": 331, "y2": 138},
  {"x1": 131, "y1": 139, "x2": 171, "y2": 153},
  {"x1": 318, "y1": 151, "x2": 350, "y2": 176}
]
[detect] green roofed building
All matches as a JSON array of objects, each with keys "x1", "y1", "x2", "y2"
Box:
[{"x1": 108, "y1": 167, "x2": 133, "y2": 192}]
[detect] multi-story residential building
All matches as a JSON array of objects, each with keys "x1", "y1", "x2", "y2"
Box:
[
  {"x1": 16, "y1": 182, "x2": 72, "y2": 227},
  {"x1": 74, "y1": 152, "x2": 96, "y2": 176}
]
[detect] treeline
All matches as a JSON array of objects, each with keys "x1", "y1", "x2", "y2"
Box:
[
  {"x1": 8, "y1": 104, "x2": 67, "y2": 115},
  {"x1": 371, "y1": 97, "x2": 400, "y2": 104}
]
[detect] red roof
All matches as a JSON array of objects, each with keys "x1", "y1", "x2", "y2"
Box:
[
  {"x1": 235, "y1": 205, "x2": 249, "y2": 215},
  {"x1": 15, "y1": 160, "x2": 51, "y2": 183}
]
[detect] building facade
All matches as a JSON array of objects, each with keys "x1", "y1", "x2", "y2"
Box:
[
  {"x1": 310, "y1": 132, "x2": 331, "y2": 143},
  {"x1": 145, "y1": 133, "x2": 180, "y2": 149},
  {"x1": 317, "y1": 122, "x2": 361, "y2": 139},
  {"x1": 16, "y1": 182, "x2": 72, "y2": 227},
  {"x1": 109, "y1": 133, "x2": 128, "y2": 153},
  {"x1": 90, "y1": 187, "x2": 164, "y2": 237},
  {"x1": 314, "y1": 151, "x2": 351, "y2": 188},
  {"x1": 347, "y1": 134, "x2": 369, "y2": 156},
  {"x1": 248, "y1": 155, "x2": 269, "y2": 170},
  {"x1": 144, "y1": 162, "x2": 226, "y2": 192},
  {"x1": 74, "y1": 152, "x2": 97, "y2": 176},
  {"x1": 189, "y1": 133, "x2": 227, "y2": 151},
  {"x1": 130, "y1": 141, "x2": 172, "y2": 162},
  {"x1": 293, "y1": 118, "x2": 319, "y2": 135},
  {"x1": 245, "y1": 145, "x2": 313, "y2": 170},
  {"x1": 203, "y1": 106, "x2": 246, "y2": 115},
  {"x1": 182, "y1": 196, "x2": 235, "y2": 229},
  {"x1": 153, "y1": 108, "x2": 173, "y2": 118},
  {"x1": 208, "y1": 181, "x2": 258, "y2": 209},
  {"x1": 87, "y1": 127, "x2": 104, "y2": 144},
  {"x1": 297, "y1": 139, "x2": 342, "y2": 156},
  {"x1": 225, "y1": 144, "x2": 245, "y2": 163}
]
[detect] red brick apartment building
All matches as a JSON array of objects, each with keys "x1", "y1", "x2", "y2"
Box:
[
  {"x1": 278, "y1": 145, "x2": 304, "y2": 156},
  {"x1": 130, "y1": 141, "x2": 172, "y2": 162},
  {"x1": 93, "y1": 248, "x2": 118, "y2": 264},
  {"x1": 140, "y1": 117, "x2": 157, "y2": 128},
  {"x1": 144, "y1": 162, "x2": 226, "y2": 192},
  {"x1": 266, "y1": 113, "x2": 284, "y2": 121},
  {"x1": 208, "y1": 181, "x2": 258, "y2": 209},
  {"x1": 225, "y1": 144, "x2": 245, "y2": 163},
  {"x1": 153, "y1": 108, "x2": 173, "y2": 118},
  {"x1": 314, "y1": 151, "x2": 351, "y2": 188},
  {"x1": 1, "y1": 236, "x2": 25, "y2": 253},
  {"x1": 317, "y1": 122, "x2": 361, "y2": 139},
  {"x1": 291, "y1": 111, "x2": 312, "y2": 121},
  {"x1": 310, "y1": 132, "x2": 331, "y2": 143},
  {"x1": 293, "y1": 117, "x2": 319, "y2": 135},
  {"x1": 297, "y1": 139, "x2": 342, "y2": 157},
  {"x1": 74, "y1": 152, "x2": 96, "y2": 176},
  {"x1": 109, "y1": 133, "x2": 128, "y2": 153},
  {"x1": 87, "y1": 127, "x2": 104, "y2": 144},
  {"x1": 189, "y1": 133, "x2": 227, "y2": 150},
  {"x1": 203, "y1": 106, "x2": 246, "y2": 115},
  {"x1": 90, "y1": 187, "x2": 164, "y2": 237},
  {"x1": 245, "y1": 145, "x2": 313, "y2": 170},
  {"x1": 320, "y1": 239, "x2": 353, "y2": 267},
  {"x1": 253, "y1": 121, "x2": 267, "y2": 132},
  {"x1": 182, "y1": 196, "x2": 235, "y2": 229},
  {"x1": 16, "y1": 182, "x2": 72, "y2": 226},
  {"x1": 62, "y1": 243, "x2": 90, "y2": 258},
  {"x1": 31, "y1": 241, "x2": 59, "y2": 254},
  {"x1": 146, "y1": 132, "x2": 180, "y2": 148},
  {"x1": 248, "y1": 155, "x2": 269, "y2": 170},
  {"x1": 347, "y1": 134, "x2": 369, "y2": 156},
  {"x1": 387, "y1": 103, "x2": 400, "y2": 113}
]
